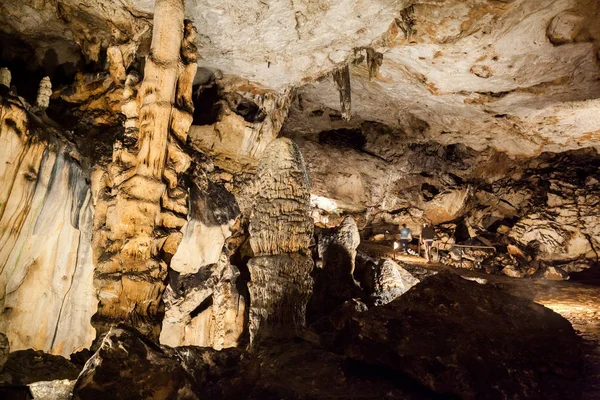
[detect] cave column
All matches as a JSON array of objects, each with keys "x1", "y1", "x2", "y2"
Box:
[
  {"x1": 92, "y1": 0, "x2": 197, "y2": 340},
  {"x1": 247, "y1": 138, "x2": 314, "y2": 343}
]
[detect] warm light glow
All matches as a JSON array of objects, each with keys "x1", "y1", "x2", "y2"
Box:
[{"x1": 393, "y1": 242, "x2": 399, "y2": 250}]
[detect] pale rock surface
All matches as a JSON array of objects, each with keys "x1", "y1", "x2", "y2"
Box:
[
  {"x1": 369, "y1": 259, "x2": 419, "y2": 306},
  {"x1": 0, "y1": 96, "x2": 96, "y2": 357},
  {"x1": 249, "y1": 138, "x2": 313, "y2": 256},
  {"x1": 29, "y1": 379, "x2": 75, "y2": 400},
  {"x1": 35, "y1": 76, "x2": 52, "y2": 110},
  {"x1": 542, "y1": 266, "x2": 570, "y2": 281},
  {"x1": 160, "y1": 255, "x2": 246, "y2": 350},
  {"x1": 171, "y1": 182, "x2": 240, "y2": 275},
  {"x1": 0, "y1": 69, "x2": 10, "y2": 88}
]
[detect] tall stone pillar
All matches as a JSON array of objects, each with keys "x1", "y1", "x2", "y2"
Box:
[
  {"x1": 91, "y1": 0, "x2": 197, "y2": 340},
  {"x1": 247, "y1": 138, "x2": 314, "y2": 343}
]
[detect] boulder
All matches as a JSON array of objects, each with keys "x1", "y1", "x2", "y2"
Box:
[
  {"x1": 0, "y1": 350, "x2": 80, "y2": 385},
  {"x1": 249, "y1": 339, "x2": 439, "y2": 399},
  {"x1": 541, "y1": 266, "x2": 570, "y2": 281},
  {"x1": 72, "y1": 325, "x2": 198, "y2": 400},
  {"x1": 165, "y1": 346, "x2": 258, "y2": 399},
  {"x1": 308, "y1": 217, "x2": 365, "y2": 322},
  {"x1": 338, "y1": 271, "x2": 582, "y2": 400},
  {"x1": 364, "y1": 258, "x2": 420, "y2": 306},
  {"x1": 29, "y1": 379, "x2": 75, "y2": 400}
]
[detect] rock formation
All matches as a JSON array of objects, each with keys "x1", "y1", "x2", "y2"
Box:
[
  {"x1": 337, "y1": 272, "x2": 583, "y2": 400},
  {"x1": 0, "y1": 0, "x2": 599, "y2": 398},
  {"x1": 0, "y1": 90, "x2": 97, "y2": 357},
  {"x1": 247, "y1": 138, "x2": 314, "y2": 342},
  {"x1": 91, "y1": 0, "x2": 197, "y2": 340}
]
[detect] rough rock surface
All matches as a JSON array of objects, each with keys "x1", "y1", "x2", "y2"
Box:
[
  {"x1": 0, "y1": 94, "x2": 97, "y2": 356},
  {"x1": 362, "y1": 258, "x2": 420, "y2": 306},
  {"x1": 29, "y1": 379, "x2": 76, "y2": 400},
  {"x1": 308, "y1": 217, "x2": 366, "y2": 322},
  {"x1": 249, "y1": 138, "x2": 313, "y2": 256},
  {"x1": 0, "y1": 332, "x2": 8, "y2": 370},
  {"x1": 338, "y1": 271, "x2": 582, "y2": 400},
  {"x1": 249, "y1": 339, "x2": 441, "y2": 400},
  {"x1": 90, "y1": 0, "x2": 197, "y2": 340},
  {"x1": 160, "y1": 254, "x2": 246, "y2": 349},
  {"x1": 247, "y1": 138, "x2": 314, "y2": 342},
  {"x1": 0, "y1": 349, "x2": 80, "y2": 385},
  {"x1": 73, "y1": 325, "x2": 198, "y2": 400}
]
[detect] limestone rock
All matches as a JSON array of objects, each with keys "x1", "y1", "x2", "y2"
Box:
[
  {"x1": 338, "y1": 271, "x2": 582, "y2": 400},
  {"x1": 249, "y1": 339, "x2": 432, "y2": 399},
  {"x1": 160, "y1": 255, "x2": 246, "y2": 349},
  {"x1": 0, "y1": 68, "x2": 11, "y2": 88},
  {"x1": 308, "y1": 217, "x2": 366, "y2": 322},
  {"x1": 166, "y1": 346, "x2": 258, "y2": 399},
  {"x1": 367, "y1": 259, "x2": 420, "y2": 306},
  {"x1": 29, "y1": 379, "x2": 76, "y2": 400},
  {"x1": 542, "y1": 266, "x2": 570, "y2": 281},
  {"x1": 249, "y1": 138, "x2": 313, "y2": 255},
  {"x1": 35, "y1": 76, "x2": 52, "y2": 110},
  {"x1": 0, "y1": 350, "x2": 80, "y2": 385},
  {"x1": 502, "y1": 264, "x2": 526, "y2": 278},
  {"x1": 72, "y1": 325, "x2": 198, "y2": 400},
  {"x1": 547, "y1": 11, "x2": 586, "y2": 45},
  {"x1": 171, "y1": 182, "x2": 240, "y2": 275},
  {"x1": 424, "y1": 187, "x2": 471, "y2": 225},
  {"x1": 0, "y1": 95, "x2": 97, "y2": 356},
  {"x1": 0, "y1": 333, "x2": 8, "y2": 370},
  {"x1": 248, "y1": 254, "x2": 313, "y2": 342}
]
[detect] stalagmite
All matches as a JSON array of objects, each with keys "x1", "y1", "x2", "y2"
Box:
[
  {"x1": 35, "y1": 76, "x2": 52, "y2": 110},
  {"x1": 332, "y1": 64, "x2": 351, "y2": 121},
  {"x1": 247, "y1": 138, "x2": 314, "y2": 343},
  {"x1": 0, "y1": 68, "x2": 11, "y2": 88},
  {"x1": 91, "y1": 0, "x2": 197, "y2": 340}
]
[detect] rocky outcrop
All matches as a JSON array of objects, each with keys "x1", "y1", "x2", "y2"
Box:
[
  {"x1": 0, "y1": 332, "x2": 8, "y2": 370},
  {"x1": 188, "y1": 79, "x2": 294, "y2": 172},
  {"x1": 338, "y1": 271, "x2": 582, "y2": 400},
  {"x1": 308, "y1": 217, "x2": 365, "y2": 322},
  {"x1": 0, "y1": 349, "x2": 80, "y2": 385},
  {"x1": 160, "y1": 254, "x2": 246, "y2": 349},
  {"x1": 73, "y1": 325, "x2": 198, "y2": 400},
  {"x1": 247, "y1": 138, "x2": 314, "y2": 342},
  {"x1": 0, "y1": 93, "x2": 97, "y2": 356}
]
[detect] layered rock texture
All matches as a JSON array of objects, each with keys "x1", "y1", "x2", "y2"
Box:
[
  {"x1": 91, "y1": 0, "x2": 197, "y2": 340},
  {"x1": 0, "y1": 93, "x2": 96, "y2": 357},
  {"x1": 0, "y1": 0, "x2": 599, "y2": 398},
  {"x1": 247, "y1": 138, "x2": 314, "y2": 342}
]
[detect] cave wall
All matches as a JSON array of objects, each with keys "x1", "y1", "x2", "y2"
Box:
[{"x1": 0, "y1": 96, "x2": 96, "y2": 356}]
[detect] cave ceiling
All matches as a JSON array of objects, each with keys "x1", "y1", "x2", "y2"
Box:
[{"x1": 1, "y1": 0, "x2": 599, "y2": 157}]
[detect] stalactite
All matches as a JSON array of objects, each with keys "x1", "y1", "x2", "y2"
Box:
[
  {"x1": 332, "y1": 64, "x2": 351, "y2": 121},
  {"x1": 0, "y1": 68, "x2": 11, "y2": 88},
  {"x1": 366, "y1": 48, "x2": 383, "y2": 81},
  {"x1": 35, "y1": 76, "x2": 52, "y2": 110}
]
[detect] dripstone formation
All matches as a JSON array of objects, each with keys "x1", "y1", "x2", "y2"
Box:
[
  {"x1": 247, "y1": 138, "x2": 314, "y2": 342},
  {"x1": 0, "y1": 0, "x2": 599, "y2": 399}
]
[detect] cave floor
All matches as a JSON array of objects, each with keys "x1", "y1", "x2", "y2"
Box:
[{"x1": 359, "y1": 241, "x2": 600, "y2": 399}]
